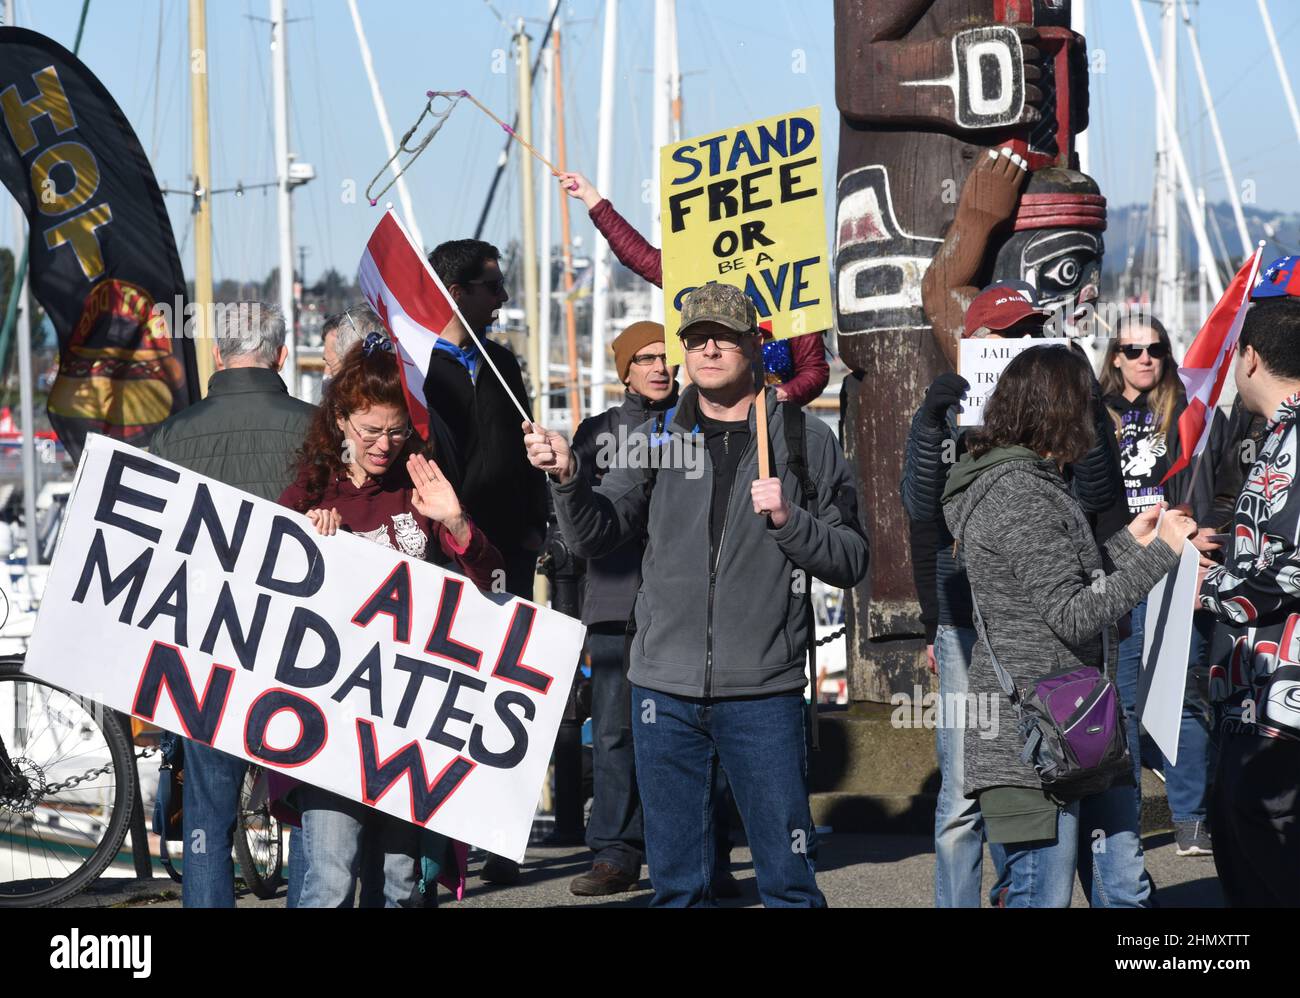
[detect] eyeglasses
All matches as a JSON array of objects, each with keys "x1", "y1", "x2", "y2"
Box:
[
  {"x1": 630, "y1": 351, "x2": 670, "y2": 367},
  {"x1": 1119, "y1": 343, "x2": 1169, "y2": 361},
  {"x1": 347, "y1": 416, "x2": 412, "y2": 446},
  {"x1": 680, "y1": 331, "x2": 747, "y2": 353},
  {"x1": 465, "y1": 277, "x2": 507, "y2": 294}
]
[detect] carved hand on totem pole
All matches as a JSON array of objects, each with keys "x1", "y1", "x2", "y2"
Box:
[
  {"x1": 922, "y1": 147, "x2": 1029, "y2": 366},
  {"x1": 835, "y1": 0, "x2": 1089, "y2": 138}
]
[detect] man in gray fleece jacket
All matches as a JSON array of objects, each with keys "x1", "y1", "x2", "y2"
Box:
[{"x1": 524, "y1": 283, "x2": 869, "y2": 907}]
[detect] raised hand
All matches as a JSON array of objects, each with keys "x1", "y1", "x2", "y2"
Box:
[
  {"x1": 957, "y1": 147, "x2": 1029, "y2": 233},
  {"x1": 306, "y1": 508, "x2": 342, "y2": 536},
  {"x1": 523, "y1": 420, "x2": 576, "y2": 484},
  {"x1": 557, "y1": 171, "x2": 601, "y2": 210},
  {"x1": 408, "y1": 454, "x2": 468, "y2": 544}
]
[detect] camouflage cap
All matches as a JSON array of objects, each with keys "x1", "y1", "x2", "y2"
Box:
[{"x1": 678, "y1": 282, "x2": 758, "y2": 337}]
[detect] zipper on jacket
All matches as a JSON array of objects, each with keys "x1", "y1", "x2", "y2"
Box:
[{"x1": 705, "y1": 462, "x2": 740, "y2": 700}]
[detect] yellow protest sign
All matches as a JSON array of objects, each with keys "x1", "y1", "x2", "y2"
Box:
[{"x1": 660, "y1": 106, "x2": 831, "y2": 365}]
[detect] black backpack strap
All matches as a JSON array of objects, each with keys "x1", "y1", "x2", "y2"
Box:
[{"x1": 781, "y1": 401, "x2": 821, "y2": 750}]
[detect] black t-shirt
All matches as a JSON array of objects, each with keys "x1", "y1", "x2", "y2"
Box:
[
  {"x1": 1112, "y1": 392, "x2": 1170, "y2": 518},
  {"x1": 698, "y1": 412, "x2": 750, "y2": 566}
]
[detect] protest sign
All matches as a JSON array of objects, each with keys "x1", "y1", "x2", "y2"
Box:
[
  {"x1": 1139, "y1": 538, "x2": 1201, "y2": 764},
  {"x1": 660, "y1": 106, "x2": 831, "y2": 364},
  {"x1": 956, "y1": 338, "x2": 1066, "y2": 426},
  {"x1": 24, "y1": 435, "x2": 585, "y2": 862}
]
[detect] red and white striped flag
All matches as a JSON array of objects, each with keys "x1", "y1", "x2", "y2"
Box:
[
  {"x1": 357, "y1": 210, "x2": 457, "y2": 440},
  {"x1": 1161, "y1": 246, "x2": 1265, "y2": 483}
]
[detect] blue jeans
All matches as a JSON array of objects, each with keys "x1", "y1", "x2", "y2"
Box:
[
  {"x1": 181, "y1": 740, "x2": 247, "y2": 908},
  {"x1": 631, "y1": 684, "x2": 824, "y2": 908},
  {"x1": 297, "y1": 785, "x2": 421, "y2": 908},
  {"x1": 585, "y1": 628, "x2": 644, "y2": 875},
  {"x1": 933, "y1": 625, "x2": 987, "y2": 907},
  {"x1": 1000, "y1": 788, "x2": 1149, "y2": 908},
  {"x1": 1116, "y1": 602, "x2": 1214, "y2": 823}
]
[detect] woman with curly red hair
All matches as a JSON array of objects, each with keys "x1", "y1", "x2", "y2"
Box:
[{"x1": 279, "y1": 332, "x2": 503, "y2": 907}]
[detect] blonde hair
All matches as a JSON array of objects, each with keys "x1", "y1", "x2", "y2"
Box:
[{"x1": 1098, "y1": 315, "x2": 1181, "y2": 438}]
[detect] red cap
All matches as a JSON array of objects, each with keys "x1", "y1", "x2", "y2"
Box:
[{"x1": 963, "y1": 285, "x2": 1046, "y2": 337}]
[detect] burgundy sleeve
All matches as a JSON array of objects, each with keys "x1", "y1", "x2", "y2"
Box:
[
  {"x1": 779, "y1": 331, "x2": 830, "y2": 407},
  {"x1": 589, "y1": 199, "x2": 663, "y2": 288},
  {"x1": 439, "y1": 518, "x2": 507, "y2": 593}
]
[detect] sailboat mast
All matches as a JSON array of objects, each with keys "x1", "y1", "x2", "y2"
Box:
[
  {"x1": 1155, "y1": 0, "x2": 1180, "y2": 332},
  {"x1": 515, "y1": 20, "x2": 542, "y2": 415},
  {"x1": 189, "y1": 0, "x2": 216, "y2": 392},
  {"x1": 271, "y1": 0, "x2": 297, "y2": 392},
  {"x1": 590, "y1": 0, "x2": 618, "y2": 415},
  {"x1": 554, "y1": 23, "x2": 583, "y2": 433},
  {"x1": 650, "y1": 0, "x2": 678, "y2": 323},
  {"x1": 8, "y1": 0, "x2": 36, "y2": 566},
  {"x1": 1258, "y1": 0, "x2": 1300, "y2": 146},
  {"x1": 347, "y1": 0, "x2": 425, "y2": 251},
  {"x1": 539, "y1": 46, "x2": 554, "y2": 428}
]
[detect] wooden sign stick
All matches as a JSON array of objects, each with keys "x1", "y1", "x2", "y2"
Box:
[{"x1": 756, "y1": 387, "x2": 771, "y2": 479}]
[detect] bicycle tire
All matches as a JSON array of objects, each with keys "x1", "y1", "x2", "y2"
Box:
[
  {"x1": 0, "y1": 658, "x2": 136, "y2": 908},
  {"x1": 233, "y1": 765, "x2": 283, "y2": 900}
]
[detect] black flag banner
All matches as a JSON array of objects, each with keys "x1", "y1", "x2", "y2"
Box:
[{"x1": 0, "y1": 27, "x2": 198, "y2": 458}]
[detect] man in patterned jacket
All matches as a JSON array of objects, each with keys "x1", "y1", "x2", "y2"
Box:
[{"x1": 1199, "y1": 266, "x2": 1300, "y2": 906}]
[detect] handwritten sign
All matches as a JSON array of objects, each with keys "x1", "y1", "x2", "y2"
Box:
[
  {"x1": 660, "y1": 106, "x2": 831, "y2": 364},
  {"x1": 24, "y1": 435, "x2": 586, "y2": 862},
  {"x1": 957, "y1": 338, "x2": 1066, "y2": 426}
]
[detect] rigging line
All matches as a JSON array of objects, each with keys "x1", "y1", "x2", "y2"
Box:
[
  {"x1": 1184, "y1": 9, "x2": 1300, "y2": 130},
  {"x1": 697, "y1": 7, "x2": 754, "y2": 121},
  {"x1": 149, "y1": 0, "x2": 167, "y2": 163},
  {"x1": 449, "y1": 58, "x2": 501, "y2": 238},
  {"x1": 289, "y1": 72, "x2": 329, "y2": 286},
  {"x1": 307, "y1": 11, "x2": 336, "y2": 273}
]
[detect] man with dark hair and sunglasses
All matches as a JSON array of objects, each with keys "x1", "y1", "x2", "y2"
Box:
[
  {"x1": 524, "y1": 282, "x2": 869, "y2": 907},
  {"x1": 426, "y1": 238, "x2": 548, "y2": 887}
]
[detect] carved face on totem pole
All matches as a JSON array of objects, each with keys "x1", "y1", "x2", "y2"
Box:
[{"x1": 990, "y1": 167, "x2": 1105, "y2": 322}]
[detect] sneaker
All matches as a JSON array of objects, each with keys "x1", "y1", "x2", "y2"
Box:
[
  {"x1": 1174, "y1": 819, "x2": 1212, "y2": 856},
  {"x1": 569, "y1": 862, "x2": 639, "y2": 897},
  {"x1": 480, "y1": 854, "x2": 521, "y2": 885}
]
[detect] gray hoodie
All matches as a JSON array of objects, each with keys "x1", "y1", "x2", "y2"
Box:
[
  {"x1": 551, "y1": 385, "x2": 869, "y2": 699},
  {"x1": 942, "y1": 449, "x2": 1178, "y2": 796}
]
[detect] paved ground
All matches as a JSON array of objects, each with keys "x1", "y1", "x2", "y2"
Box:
[{"x1": 59, "y1": 828, "x2": 1222, "y2": 908}]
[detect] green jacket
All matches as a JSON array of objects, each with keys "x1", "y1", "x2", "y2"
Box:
[{"x1": 148, "y1": 367, "x2": 315, "y2": 501}]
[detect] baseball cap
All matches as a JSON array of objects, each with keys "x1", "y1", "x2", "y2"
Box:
[
  {"x1": 963, "y1": 280, "x2": 1047, "y2": 337},
  {"x1": 1253, "y1": 255, "x2": 1300, "y2": 299},
  {"x1": 678, "y1": 282, "x2": 759, "y2": 337}
]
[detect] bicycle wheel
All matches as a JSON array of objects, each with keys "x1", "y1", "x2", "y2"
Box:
[
  {"x1": 0, "y1": 658, "x2": 135, "y2": 907},
  {"x1": 234, "y1": 765, "x2": 283, "y2": 899}
]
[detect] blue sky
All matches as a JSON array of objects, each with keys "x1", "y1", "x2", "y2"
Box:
[{"x1": 4, "y1": 0, "x2": 1299, "y2": 285}]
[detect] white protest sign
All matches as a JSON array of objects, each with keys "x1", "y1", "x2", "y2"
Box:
[
  {"x1": 957, "y1": 338, "x2": 1066, "y2": 426},
  {"x1": 1139, "y1": 539, "x2": 1201, "y2": 765},
  {"x1": 24, "y1": 435, "x2": 585, "y2": 862}
]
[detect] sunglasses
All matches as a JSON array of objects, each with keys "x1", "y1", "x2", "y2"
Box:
[
  {"x1": 679, "y1": 331, "x2": 747, "y2": 352},
  {"x1": 465, "y1": 277, "x2": 507, "y2": 294},
  {"x1": 1118, "y1": 343, "x2": 1169, "y2": 361}
]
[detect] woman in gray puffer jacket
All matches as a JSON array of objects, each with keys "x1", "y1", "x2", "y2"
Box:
[{"x1": 942, "y1": 346, "x2": 1197, "y2": 907}]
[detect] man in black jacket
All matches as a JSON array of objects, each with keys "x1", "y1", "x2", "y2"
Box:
[
  {"x1": 566, "y1": 320, "x2": 677, "y2": 896},
  {"x1": 424, "y1": 240, "x2": 548, "y2": 598},
  {"x1": 424, "y1": 239, "x2": 547, "y2": 886}
]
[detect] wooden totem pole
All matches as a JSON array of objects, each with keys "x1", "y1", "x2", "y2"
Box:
[{"x1": 833, "y1": 0, "x2": 1093, "y2": 705}]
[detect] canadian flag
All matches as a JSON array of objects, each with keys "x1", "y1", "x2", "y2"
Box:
[
  {"x1": 1161, "y1": 246, "x2": 1265, "y2": 483},
  {"x1": 356, "y1": 210, "x2": 458, "y2": 440}
]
